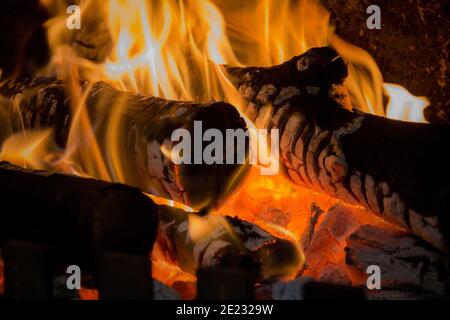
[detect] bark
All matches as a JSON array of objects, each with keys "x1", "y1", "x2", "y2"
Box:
[
  {"x1": 156, "y1": 206, "x2": 303, "y2": 282},
  {"x1": 345, "y1": 224, "x2": 450, "y2": 297},
  {"x1": 0, "y1": 77, "x2": 248, "y2": 210},
  {"x1": 225, "y1": 47, "x2": 450, "y2": 252},
  {"x1": 0, "y1": 161, "x2": 159, "y2": 270}
]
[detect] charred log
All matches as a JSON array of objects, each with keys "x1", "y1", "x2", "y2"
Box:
[
  {"x1": 345, "y1": 224, "x2": 450, "y2": 298},
  {"x1": 0, "y1": 77, "x2": 248, "y2": 210},
  {"x1": 225, "y1": 47, "x2": 450, "y2": 252},
  {"x1": 156, "y1": 206, "x2": 303, "y2": 282},
  {"x1": 0, "y1": 161, "x2": 158, "y2": 271}
]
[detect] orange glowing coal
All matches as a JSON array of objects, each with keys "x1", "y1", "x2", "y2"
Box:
[{"x1": 0, "y1": 0, "x2": 432, "y2": 296}]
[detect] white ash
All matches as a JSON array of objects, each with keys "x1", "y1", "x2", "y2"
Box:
[
  {"x1": 233, "y1": 219, "x2": 276, "y2": 252},
  {"x1": 175, "y1": 107, "x2": 188, "y2": 116},
  {"x1": 256, "y1": 84, "x2": 277, "y2": 104},
  {"x1": 271, "y1": 103, "x2": 290, "y2": 128},
  {"x1": 201, "y1": 240, "x2": 231, "y2": 267},
  {"x1": 153, "y1": 280, "x2": 181, "y2": 300},
  {"x1": 349, "y1": 174, "x2": 369, "y2": 208},
  {"x1": 319, "y1": 205, "x2": 360, "y2": 241},
  {"x1": 63, "y1": 114, "x2": 71, "y2": 127},
  {"x1": 324, "y1": 155, "x2": 348, "y2": 184},
  {"x1": 239, "y1": 85, "x2": 256, "y2": 101},
  {"x1": 364, "y1": 175, "x2": 380, "y2": 213},
  {"x1": 244, "y1": 72, "x2": 252, "y2": 82},
  {"x1": 192, "y1": 227, "x2": 229, "y2": 266},
  {"x1": 382, "y1": 192, "x2": 408, "y2": 229},
  {"x1": 177, "y1": 220, "x2": 189, "y2": 234},
  {"x1": 306, "y1": 129, "x2": 330, "y2": 190},
  {"x1": 146, "y1": 140, "x2": 165, "y2": 179},
  {"x1": 296, "y1": 56, "x2": 313, "y2": 72},
  {"x1": 325, "y1": 115, "x2": 364, "y2": 187},
  {"x1": 280, "y1": 112, "x2": 302, "y2": 156},
  {"x1": 409, "y1": 210, "x2": 446, "y2": 252},
  {"x1": 347, "y1": 225, "x2": 448, "y2": 295}
]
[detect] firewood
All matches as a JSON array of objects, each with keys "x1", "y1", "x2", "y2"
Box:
[
  {"x1": 0, "y1": 161, "x2": 159, "y2": 271},
  {"x1": 0, "y1": 77, "x2": 248, "y2": 210},
  {"x1": 156, "y1": 206, "x2": 303, "y2": 282},
  {"x1": 225, "y1": 47, "x2": 450, "y2": 252},
  {"x1": 345, "y1": 224, "x2": 450, "y2": 297}
]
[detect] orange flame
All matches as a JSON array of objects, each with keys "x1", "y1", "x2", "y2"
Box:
[{"x1": 0, "y1": 0, "x2": 432, "y2": 293}]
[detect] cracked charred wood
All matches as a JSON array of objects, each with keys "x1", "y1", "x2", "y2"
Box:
[
  {"x1": 225, "y1": 47, "x2": 450, "y2": 252},
  {"x1": 345, "y1": 225, "x2": 450, "y2": 298},
  {"x1": 156, "y1": 206, "x2": 303, "y2": 282},
  {"x1": 0, "y1": 77, "x2": 248, "y2": 210},
  {"x1": 0, "y1": 161, "x2": 158, "y2": 272}
]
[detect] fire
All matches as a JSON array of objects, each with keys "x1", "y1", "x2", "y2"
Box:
[
  {"x1": 104, "y1": 0, "x2": 240, "y2": 101},
  {"x1": 0, "y1": 0, "x2": 433, "y2": 296},
  {"x1": 384, "y1": 83, "x2": 429, "y2": 123},
  {"x1": 0, "y1": 129, "x2": 54, "y2": 170},
  {"x1": 21, "y1": 0, "x2": 428, "y2": 186}
]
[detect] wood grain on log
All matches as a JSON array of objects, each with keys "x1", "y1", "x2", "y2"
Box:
[
  {"x1": 345, "y1": 224, "x2": 450, "y2": 297},
  {"x1": 225, "y1": 47, "x2": 450, "y2": 252},
  {"x1": 0, "y1": 77, "x2": 248, "y2": 210},
  {"x1": 156, "y1": 206, "x2": 303, "y2": 282}
]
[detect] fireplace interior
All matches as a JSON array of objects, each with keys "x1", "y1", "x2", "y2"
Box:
[{"x1": 0, "y1": 0, "x2": 449, "y2": 300}]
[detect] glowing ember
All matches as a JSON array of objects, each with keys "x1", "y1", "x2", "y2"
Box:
[{"x1": 0, "y1": 0, "x2": 434, "y2": 297}]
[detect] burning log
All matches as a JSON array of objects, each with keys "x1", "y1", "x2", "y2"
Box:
[
  {"x1": 156, "y1": 206, "x2": 303, "y2": 282},
  {"x1": 0, "y1": 161, "x2": 159, "y2": 270},
  {"x1": 225, "y1": 47, "x2": 450, "y2": 252},
  {"x1": 0, "y1": 77, "x2": 248, "y2": 210},
  {"x1": 345, "y1": 225, "x2": 450, "y2": 298}
]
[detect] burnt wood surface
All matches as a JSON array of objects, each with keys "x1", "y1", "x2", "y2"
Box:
[
  {"x1": 226, "y1": 47, "x2": 450, "y2": 252},
  {"x1": 0, "y1": 78, "x2": 248, "y2": 211},
  {"x1": 0, "y1": 161, "x2": 158, "y2": 271},
  {"x1": 157, "y1": 206, "x2": 302, "y2": 282},
  {"x1": 345, "y1": 224, "x2": 450, "y2": 298}
]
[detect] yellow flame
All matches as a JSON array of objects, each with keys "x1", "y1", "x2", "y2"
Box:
[
  {"x1": 0, "y1": 129, "x2": 54, "y2": 170},
  {"x1": 0, "y1": 0, "x2": 430, "y2": 289},
  {"x1": 2, "y1": 0, "x2": 430, "y2": 202},
  {"x1": 384, "y1": 83, "x2": 429, "y2": 123}
]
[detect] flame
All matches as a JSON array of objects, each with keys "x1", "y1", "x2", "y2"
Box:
[
  {"x1": 0, "y1": 129, "x2": 54, "y2": 170},
  {"x1": 384, "y1": 83, "x2": 429, "y2": 123},
  {"x1": 104, "y1": 0, "x2": 240, "y2": 101},
  {"x1": 20, "y1": 0, "x2": 428, "y2": 187},
  {"x1": 0, "y1": 0, "x2": 433, "y2": 293}
]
